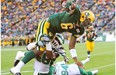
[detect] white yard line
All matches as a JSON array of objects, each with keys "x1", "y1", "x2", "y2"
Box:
[
  {"x1": 87, "y1": 63, "x2": 115, "y2": 71},
  {"x1": 1, "y1": 63, "x2": 115, "y2": 75},
  {"x1": 1, "y1": 49, "x2": 25, "y2": 51},
  {"x1": 1, "y1": 71, "x2": 33, "y2": 75}
]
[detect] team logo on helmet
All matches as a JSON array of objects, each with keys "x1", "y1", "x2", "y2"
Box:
[{"x1": 80, "y1": 10, "x2": 95, "y2": 23}]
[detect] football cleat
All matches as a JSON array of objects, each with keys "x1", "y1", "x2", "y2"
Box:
[
  {"x1": 91, "y1": 69, "x2": 98, "y2": 75},
  {"x1": 85, "y1": 57, "x2": 90, "y2": 62},
  {"x1": 10, "y1": 67, "x2": 20, "y2": 74},
  {"x1": 15, "y1": 73, "x2": 21, "y2": 75}
]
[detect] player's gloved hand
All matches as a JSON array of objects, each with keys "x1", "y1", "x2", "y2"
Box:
[
  {"x1": 92, "y1": 37, "x2": 97, "y2": 41},
  {"x1": 92, "y1": 38, "x2": 95, "y2": 41},
  {"x1": 36, "y1": 34, "x2": 50, "y2": 47},
  {"x1": 36, "y1": 41, "x2": 45, "y2": 47},
  {"x1": 63, "y1": 56, "x2": 69, "y2": 63},
  {"x1": 55, "y1": 46, "x2": 66, "y2": 56}
]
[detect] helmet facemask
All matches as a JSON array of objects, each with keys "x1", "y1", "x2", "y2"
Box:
[
  {"x1": 51, "y1": 33, "x2": 64, "y2": 50},
  {"x1": 82, "y1": 18, "x2": 92, "y2": 29}
]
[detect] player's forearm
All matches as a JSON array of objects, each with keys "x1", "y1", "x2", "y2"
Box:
[
  {"x1": 69, "y1": 48, "x2": 83, "y2": 68},
  {"x1": 69, "y1": 48, "x2": 78, "y2": 62},
  {"x1": 46, "y1": 50, "x2": 53, "y2": 59},
  {"x1": 69, "y1": 36, "x2": 80, "y2": 63},
  {"x1": 46, "y1": 42, "x2": 53, "y2": 59},
  {"x1": 69, "y1": 36, "x2": 79, "y2": 62},
  {"x1": 69, "y1": 36, "x2": 76, "y2": 49},
  {"x1": 73, "y1": 57, "x2": 79, "y2": 63}
]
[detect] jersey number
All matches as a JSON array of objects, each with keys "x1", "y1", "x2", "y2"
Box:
[
  {"x1": 61, "y1": 64, "x2": 68, "y2": 75},
  {"x1": 61, "y1": 23, "x2": 73, "y2": 30},
  {"x1": 61, "y1": 71, "x2": 68, "y2": 75}
]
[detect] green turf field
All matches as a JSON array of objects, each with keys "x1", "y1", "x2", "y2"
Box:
[{"x1": 1, "y1": 42, "x2": 115, "y2": 75}]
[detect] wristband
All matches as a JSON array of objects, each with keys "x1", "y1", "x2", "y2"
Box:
[
  {"x1": 69, "y1": 49, "x2": 77, "y2": 58},
  {"x1": 46, "y1": 42, "x2": 52, "y2": 51}
]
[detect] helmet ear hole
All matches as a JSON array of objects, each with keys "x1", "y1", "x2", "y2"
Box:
[
  {"x1": 88, "y1": 18, "x2": 91, "y2": 22},
  {"x1": 82, "y1": 16, "x2": 84, "y2": 18}
]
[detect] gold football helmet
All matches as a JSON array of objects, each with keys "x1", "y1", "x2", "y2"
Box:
[{"x1": 80, "y1": 10, "x2": 95, "y2": 23}]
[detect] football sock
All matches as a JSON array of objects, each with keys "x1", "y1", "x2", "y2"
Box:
[
  {"x1": 91, "y1": 70, "x2": 98, "y2": 74},
  {"x1": 88, "y1": 55, "x2": 90, "y2": 58},
  {"x1": 87, "y1": 51, "x2": 90, "y2": 58},
  {"x1": 22, "y1": 50, "x2": 36, "y2": 64},
  {"x1": 14, "y1": 61, "x2": 25, "y2": 72},
  {"x1": 81, "y1": 58, "x2": 90, "y2": 65}
]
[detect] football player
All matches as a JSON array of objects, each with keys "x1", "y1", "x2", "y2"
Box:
[
  {"x1": 33, "y1": 33, "x2": 96, "y2": 75},
  {"x1": 10, "y1": 1, "x2": 95, "y2": 74},
  {"x1": 10, "y1": 33, "x2": 68, "y2": 75},
  {"x1": 34, "y1": 2, "x2": 95, "y2": 68},
  {"x1": 52, "y1": 60, "x2": 98, "y2": 75},
  {"x1": 33, "y1": 33, "x2": 68, "y2": 75},
  {"x1": 83, "y1": 25, "x2": 98, "y2": 61}
]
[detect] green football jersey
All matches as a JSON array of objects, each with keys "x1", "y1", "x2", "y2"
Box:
[
  {"x1": 86, "y1": 30, "x2": 95, "y2": 42},
  {"x1": 48, "y1": 6, "x2": 84, "y2": 36},
  {"x1": 35, "y1": 53, "x2": 57, "y2": 75},
  {"x1": 36, "y1": 52, "x2": 58, "y2": 66}
]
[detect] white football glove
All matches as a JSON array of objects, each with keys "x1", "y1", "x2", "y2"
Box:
[
  {"x1": 63, "y1": 56, "x2": 69, "y2": 63},
  {"x1": 36, "y1": 41, "x2": 45, "y2": 47}
]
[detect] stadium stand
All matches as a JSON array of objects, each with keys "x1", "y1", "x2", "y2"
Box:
[{"x1": 1, "y1": 0, "x2": 115, "y2": 46}]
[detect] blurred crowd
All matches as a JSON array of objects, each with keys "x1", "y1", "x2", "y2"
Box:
[
  {"x1": 90, "y1": 0, "x2": 115, "y2": 32},
  {"x1": 1, "y1": 0, "x2": 115, "y2": 47},
  {"x1": 1, "y1": 0, "x2": 63, "y2": 46}
]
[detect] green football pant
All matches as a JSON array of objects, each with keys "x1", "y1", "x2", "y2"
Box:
[
  {"x1": 79, "y1": 67, "x2": 93, "y2": 75},
  {"x1": 22, "y1": 50, "x2": 36, "y2": 64}
]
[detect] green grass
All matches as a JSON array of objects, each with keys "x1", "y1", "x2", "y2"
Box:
[{"x1": 1, "y1": 42, "x2": 115, "y2": 75}]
